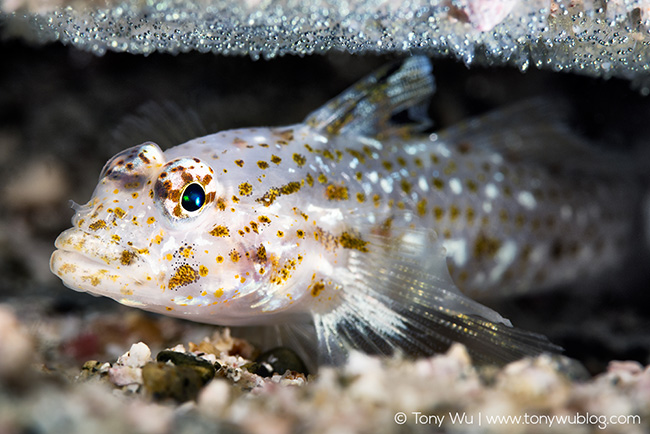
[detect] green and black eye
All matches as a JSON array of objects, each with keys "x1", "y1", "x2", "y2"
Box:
[
  {"x1": 154, "y1": 157, "x2": 217, "y2": 222},
  {"x1": 181, "y1": 183, "x2": 206, "y2": 212}
]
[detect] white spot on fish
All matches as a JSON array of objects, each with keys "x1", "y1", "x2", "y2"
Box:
[
  {"x1": 490, "y1": 153, "x2": 504, "y2": 165},
  {"x1": 489, "y1": 240, "x2": 517, "y2": 283},
  {"x1": 517, "y1": 191, "x2": 537, "y2": 210},
  {"x1": 418, "y1": 176, "x2": 429, "y2": 192},
  {"x1": 380, "y1": 178, "x2": 393, "y2": 194},
  {"x1": 307, "y1": 204, "x2": 344, "y2": 226},
  {"x1": 405, "y1": 143, "x2": 426, "y2": 155},
  {"x1": 530, "y1": 245, "x2": 546, "y2": 264},
  {"x1": 485, "y1": 183, "x2": 498, "y2": 199},
  {"x1": 561, "y1": 205, "x2": 573, "y2": 220},
  {"x1": 433, "y1": 142, "x2": 451, "y2": 158},
  {"x1": 449, "y1": 178, "x2": 463, "y2": 195},
  {"x1": 444, "y1": 238, "x2": 468, "y2": 267}
]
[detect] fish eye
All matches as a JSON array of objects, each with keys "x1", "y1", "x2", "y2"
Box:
[
  {"x1": 154, "y1": 157, "x2": 218, "y2": 223},
  {"x1": 181, "y1": 183, "x2": 205, "y2": 212}
]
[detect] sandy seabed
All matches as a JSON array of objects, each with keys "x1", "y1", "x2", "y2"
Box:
[{"x1": 0, "y1": 303, "x2": 649, "y2": 434}]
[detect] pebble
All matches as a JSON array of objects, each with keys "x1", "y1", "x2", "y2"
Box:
[
  {"x1": 142, "y1": 362, "x2": 206, "y2": 402},
  {"x1": 250, "y1": 347, "x2": 308, "y2": 377},
  {"x1": 0, "y1": 304, "x2": 34, "y2": 380},
  {"x1": 197, "y1": 378, "x2": 231, "y2": 414},
  {"x1": 108, "y1": 342, "x2": 152, "y2": 386}
]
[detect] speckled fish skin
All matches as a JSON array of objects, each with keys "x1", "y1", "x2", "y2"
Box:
[{"x1": 51, "y1": 57, "x2": 640, "y2": 365}]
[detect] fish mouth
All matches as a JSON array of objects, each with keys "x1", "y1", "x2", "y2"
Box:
[{"x1": 50, "y1": 227, "x2": 157, "y2": 306}]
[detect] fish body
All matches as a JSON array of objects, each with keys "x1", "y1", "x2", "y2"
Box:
[{"x1": 51, "y1": 57, "x2": 640, "y2": 365}]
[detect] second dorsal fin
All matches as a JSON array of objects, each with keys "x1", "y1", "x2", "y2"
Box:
[
  {"x1": 304, "y1": 56, "x2": 435, "y2": 137},
  {"x1": 437, "y1": 98, "x2": 636, "y2": 175}
]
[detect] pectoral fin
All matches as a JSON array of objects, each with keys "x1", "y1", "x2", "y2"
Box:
[{"x1": 312, "y1": 226, "x2": 561, "y2": 366}]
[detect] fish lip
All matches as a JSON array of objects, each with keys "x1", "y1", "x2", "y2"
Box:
[
  {"x1": 50, "y1": 227, "x2": 151, "y2": 295},
  {"x1": 51, "y1": 248, "x2": 105, "y2": 284},
  {"x1": 52, "y1": 235, "x2": 109, "y2": 268},
  {"x1": 53, "y1": 227, "x2": 123, "y2": 268}
]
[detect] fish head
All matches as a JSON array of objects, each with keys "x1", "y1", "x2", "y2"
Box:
[{"x1": 51, "y1": 139, "x2": 314, "y2": 325}]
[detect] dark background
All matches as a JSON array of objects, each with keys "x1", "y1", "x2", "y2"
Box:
[{"x1": 2, "y1": 32, "x2": 650, "y2": 374}]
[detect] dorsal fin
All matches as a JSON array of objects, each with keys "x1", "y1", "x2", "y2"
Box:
[
  {"x1": 304, "y1": 56, "x2": 435, "y2": 137},
  {"x1": 108, "y1": 101, "x2": 210, "y2": 152},
  {"x1": 437, "y1": 98, "x2": 635, "y2": 175}
]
